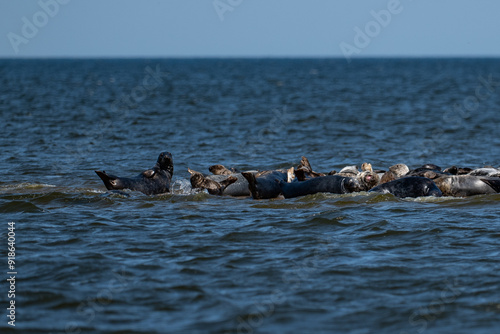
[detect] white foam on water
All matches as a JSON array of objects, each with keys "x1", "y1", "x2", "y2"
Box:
[
  {"x1": 0, "y1": 183, "x2": 56, "y2": 191},
  {"x1": 171, "y1": 178, "x2": 199, "y2": 195}
]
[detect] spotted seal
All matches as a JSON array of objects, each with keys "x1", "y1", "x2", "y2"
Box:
[
  {"x1": 188, "y1": 168, "x2": 238, "y2": 195},
  {"x1": 208, "y1": 164, "x2": 240, "y2": 176},
  {"x1": 379, "y1": 163, "x2": 410, "y2": 184}
]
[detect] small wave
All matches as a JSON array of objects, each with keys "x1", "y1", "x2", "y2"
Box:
[
  {"x1": 79, "y1": 188, "x2": 107, "y2": 194},
  {"x1": 0, "y1": 200, "x2": 44, "y2": 213},
  {"x1": 0, "y1": 182, "x2": 56, "y2": 192},
  {"x1": 152, "y1": 191, "x2": 211, "y2": 202},
  {"x1": 99, "y1": 189, "x2": 135, "y2": 199}
]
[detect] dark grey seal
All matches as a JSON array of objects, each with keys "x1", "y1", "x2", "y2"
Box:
[
  {"x1": 279, "y1": 175, "x2": 363, "y2": 199},
  {"x1": 242, "y1": 169, "x2": 293, "y2": 200},
  {"x1": 407, "y1": 164, "x2": 448, "y2": 178},
  {"x1": 95, "y1": 151, "x2": 173, "y2": 195},
  {"x1": 369, "y1": 176, "x2": 442, "y2": 198},
  {"x1": 443, "y1": 166, "x2": 473, "y2": 175}
]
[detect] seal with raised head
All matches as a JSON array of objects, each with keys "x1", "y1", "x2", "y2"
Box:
[
  {"x1": 358, "y1": 170, "x2": 380, "y2": 190},
  {"x1": 379, "y1": 163, "x2": 409, "y2": 184},
  {"x1": 369, "y1": 176, "x2": 442, "y2": 198},
  {"x1": 209, "y1": 164, "x2": 240, "y2": 176},
  {"x1": 188, "y1": 168, "x2": 238, "y2": 195},
  {"x1": 188, "y1": 168, "x2": 249, "y2": 196},
  {"x1": 95, "y1": 151, "x2": 173, "y2": 195}
]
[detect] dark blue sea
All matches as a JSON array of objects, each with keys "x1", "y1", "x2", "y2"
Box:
[{"x1": 1, "y1": 58, "x2": 500, "y2": 334}]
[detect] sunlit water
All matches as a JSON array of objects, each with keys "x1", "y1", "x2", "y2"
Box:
[{"x1": 1, "y1": 58, "x2": 500, "y2": 334}]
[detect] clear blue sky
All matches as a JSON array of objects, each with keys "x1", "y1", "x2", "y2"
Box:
[{"x1": 1, "y1": 0, "x2": 500, "y2": 58}]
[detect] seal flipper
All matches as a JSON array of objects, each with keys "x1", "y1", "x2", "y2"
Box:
[
  {"x1": 299, "y1": 156, "x2": 313, "y2": 171},
  {"x1": 296, "y1": 157, "x2": 324, "y2": 180},
  {"x1": 242, "y1": 172, "x2": 257, "y2": 198},
  {"x1": 95, "y1": 170, "x2": 118, "y2": 190},
  {"x1": 287, "y1": 167, "x2": 295, "y2": 183},
  {"x1": 480, "y1": 178, "x2": 500, "y2": 193},
  {"x1": 218, "y1": 176, "x2": 238, "y2": 195},
  {"x1": 295, "y1": 157, "x2": 311, "y2": 181},
  {"x1": 142, "y1": 169, "x2": 156, "y2": 178},
  {"x1": 295, "y1": 169, "x2": 307, "y2": 181}
]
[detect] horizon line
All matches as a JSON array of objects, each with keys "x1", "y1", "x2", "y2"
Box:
[{"x1": 1, "y1": 55, "x2": 500, "y2": 60}]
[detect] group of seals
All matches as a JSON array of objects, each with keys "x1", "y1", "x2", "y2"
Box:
[{"x1": 94, "y1": 151, "x2": 500, "y2": 199}]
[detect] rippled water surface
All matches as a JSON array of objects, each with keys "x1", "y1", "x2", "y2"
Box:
[{"x1": 1, "y1": 58, "x2": 500, "y2": 334}]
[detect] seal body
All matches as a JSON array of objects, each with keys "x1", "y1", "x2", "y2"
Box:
[
  {"x1": 207, "y1": 174, "x2": 250, "y2": 196},
  {"x1": 433, "y1": 175, "x2": 500, "y2": 197},
  {"x1": 242, "y1": 170, "x2": 290, "y2": 199},
  {"x1": 407, "y1": 165, "x2": 447, "y2": 177},
  {"x1": 95, "y1": 151, "x2": 173, "y2": 195},
  {"x1": 369, "y1": 176, "x2": 442, "y2": 198},
  {"x1": 380, "y1": 164, "x2": 409, "y2": 184},
  {"x1": 279, "y1": 175, "x2": 361, "y2": 199},
  {"x1": 208, "y1": 164, "x2": 240, "y2": 175},
  {"x1": 443, "y1": 166, "x2": 473, "y2": 175},
  {"x1": 189, "y1": 169, "x2": 249, "y2": 196},
  {"x1": 468, "y1": 168, "x2": 500, "y2": 177},
  {"x1": 337, "y1": 165, "x2": 359, "y2": 177}
]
